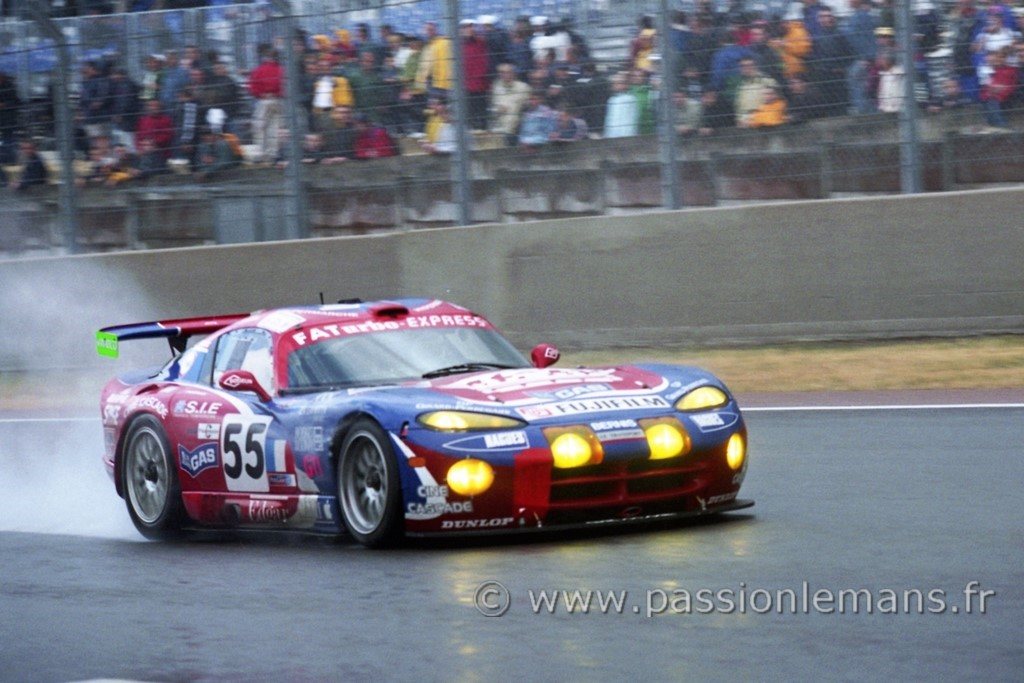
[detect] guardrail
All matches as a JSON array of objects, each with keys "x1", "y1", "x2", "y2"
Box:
[{"x1": 2, "y1": 188, "x2": 1022, "y2": 372}]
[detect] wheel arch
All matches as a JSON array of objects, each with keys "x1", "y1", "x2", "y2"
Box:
[{"x1": 113, "y1": 410, "x2": 166, "y2": 498}]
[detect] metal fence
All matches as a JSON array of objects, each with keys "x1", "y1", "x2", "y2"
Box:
[{"x1": 0, "y1": 0, "x2": 1021, "y2": 256}]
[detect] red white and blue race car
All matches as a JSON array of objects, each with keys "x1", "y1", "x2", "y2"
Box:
[{"x1": 98, "y1": 299, "x2": 751, "y2": 547}]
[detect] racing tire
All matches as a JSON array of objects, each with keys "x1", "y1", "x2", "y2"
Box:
[
  {"x1": 121, "y1": 415, "x2": 186, "y2": 540},
  {"x1": 336, "y1": 419, "x2": 403, "y2": 548}
]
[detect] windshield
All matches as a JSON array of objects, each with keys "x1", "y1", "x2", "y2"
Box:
[{"x1": 285, "y1": 327, "x2": 530, "y2": 390}]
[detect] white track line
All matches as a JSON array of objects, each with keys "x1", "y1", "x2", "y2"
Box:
[
  {"x1": 745, "y1": 403, "x2": 1024, "y2": 412},
  {"x1": 0, "y1": 417, "x2": 99, "y2": 424}
]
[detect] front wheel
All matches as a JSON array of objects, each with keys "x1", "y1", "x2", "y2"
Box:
[
  {"x1": 121, "y1": 415, "x2": 185, "y2": 539},
  {"x1": 336, "y1": 419, "x2": 403, "y2": 548}
]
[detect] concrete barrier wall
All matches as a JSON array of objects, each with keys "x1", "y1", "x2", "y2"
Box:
[{"x1": 2, "y1": 187, "x2": 1023, "y2": 371}]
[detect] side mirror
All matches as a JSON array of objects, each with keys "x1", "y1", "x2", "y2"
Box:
[
  {"x1": 530, "y1": 343, "x2": 561, "y2": 369},
  {"x1": 219, "y1": 369, "x2": 271, "y2": 402}
]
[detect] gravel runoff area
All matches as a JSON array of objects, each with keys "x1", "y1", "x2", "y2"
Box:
[{"x1": 1, "y1": 335, "x2": 1022, "y2": 414}]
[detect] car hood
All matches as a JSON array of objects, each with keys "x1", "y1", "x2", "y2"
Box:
[{"x1": 389, "y1": 364, "x2": 723, "y2": 422}]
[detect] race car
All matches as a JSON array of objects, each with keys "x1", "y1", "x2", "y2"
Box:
[{"x1": 97, "y1": 298, "x2": 752, "y2": 547}]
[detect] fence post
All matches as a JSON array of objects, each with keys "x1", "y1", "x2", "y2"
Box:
[
  {"x1": 657, "y1": 0, "x2": 680, "y2": 209},
  {"x1": 268, "y1": 0, "x2": 310, "y2": 240},
  {"x1": 445, "y1": 0, "x2": 472, "y2": 226},
  {"x1": 896, "y1": 0, "x2": 922, "y2": 194},
  {"x1": 25, "y1": 5, "x2": 79, "y2": 254}
]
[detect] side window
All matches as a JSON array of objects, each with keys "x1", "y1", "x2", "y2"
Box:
[{"x1": 213, "y1": 328, "x2": 275, "y2": 393}]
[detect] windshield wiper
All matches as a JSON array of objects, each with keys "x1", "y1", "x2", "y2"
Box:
[{"x1": 422, "y1": 362, "x2": 517, "y2": 379}]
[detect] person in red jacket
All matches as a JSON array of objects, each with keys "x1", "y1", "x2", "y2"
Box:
[
  {"x1": 134, "y1": 99, "x2": 174, "y2": 159},
  {"x1": 248, "y1": 44, "x2": 284, "y2": 163},
  {"x1": 352, "y1": 113, "x2": 397, "y2": 159},
  {"x1": 460, "y1": 19, "x2": 490, "y2": 130},
  {"x1": 981, "y1": 46, "x2": 1017, "y2": 128}
]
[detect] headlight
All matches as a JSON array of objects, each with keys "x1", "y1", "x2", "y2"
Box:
[
  {"x1": 418, "y1": 411, "x2": 526, "y2": 431},
  {"x1": 726, "y1": 433, "x2": 746, "y2": 470},
  {"x1": 675, "y1": 386, "x2": 729, "y2": 412},
  {"x1": 543, "y1": 426, "x2": 604, "y2": 469},
  {"x1": 446, "y1": 459, "x2": 495, "y2": 496},
  {"x1": 639, "y1": 418, "x2": 691, "y2": 460}
]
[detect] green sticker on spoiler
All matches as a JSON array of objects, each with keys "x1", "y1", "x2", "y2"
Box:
[{"x1": 96, "y1": 331, "x2": 119, "y2": 358}]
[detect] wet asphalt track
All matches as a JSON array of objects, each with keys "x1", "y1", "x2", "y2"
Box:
[{"x1": 0, "y1": 408, "x2": 1022, "y2": 682}]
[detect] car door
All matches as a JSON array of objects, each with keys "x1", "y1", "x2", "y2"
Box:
[{"x1": 211, "y1": 327, "x2": 277, "y2": 495}]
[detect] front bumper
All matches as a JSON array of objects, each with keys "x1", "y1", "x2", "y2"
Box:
[{"x1": 405, "y1": 498, "x2": 754, "y2": 538}]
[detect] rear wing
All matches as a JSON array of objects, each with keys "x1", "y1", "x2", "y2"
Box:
[{"x1": 96, "y1": 313, "x2": 250, "y2": 358}]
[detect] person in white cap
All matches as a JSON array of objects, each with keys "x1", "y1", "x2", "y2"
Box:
[{"x1": 530, "y1": 16, "x2": 553, "y2": 62}]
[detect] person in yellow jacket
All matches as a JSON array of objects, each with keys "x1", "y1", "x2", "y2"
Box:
[
  {"x1": 747, "y1": 87, "x2": 789, "y2": 128},
  {"x1": 414, "y1": 21, "x2": 452, "y2": 94},
  {"x1": 773, "y1": 8, "x2": 812, "y2": 80}
]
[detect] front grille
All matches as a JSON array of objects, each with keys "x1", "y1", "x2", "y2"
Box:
[{"x1": 548, "y1": 456, "x2": 708, "y2": 509}]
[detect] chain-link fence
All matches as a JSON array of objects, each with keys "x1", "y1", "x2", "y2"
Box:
[{"x1": 1, "y1": 0, "x2": 1022, "y2": 256}]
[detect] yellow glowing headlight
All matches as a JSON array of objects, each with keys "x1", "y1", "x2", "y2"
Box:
[
  {"x1": 640, "y1": 419, "x2": 691, "y2": 460},
  {"x1": 446, "y1": 459, "x2": 495, "y2": 496},
  {"x1": 418, "y1": 411, "x2": 525, "y2": 431},
  {"x1": 675, "y1": 386, "x2": 729, "y2": 412},
  {"x1": 544, "y1": 426, "x2": 603, "y2": 469},
  {"x1": 726, "y1": 432, "x2": 746, "y2": 470}
]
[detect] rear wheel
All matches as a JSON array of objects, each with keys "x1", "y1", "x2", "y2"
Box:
[
  {"x1": 337, "y1": 419, "x2": 403, "y2": 548},
  {"x1": 121, "y1": 415, "x2": 185, "y2": 539}
]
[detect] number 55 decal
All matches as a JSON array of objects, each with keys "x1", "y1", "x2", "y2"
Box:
[{"x1": 221, "y1": 414, "x2": 272, "y2": 492}]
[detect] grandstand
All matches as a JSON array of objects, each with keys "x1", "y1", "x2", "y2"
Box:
[{"x1": 1, "y1": 0, "x2": 1020, "y2": 256}]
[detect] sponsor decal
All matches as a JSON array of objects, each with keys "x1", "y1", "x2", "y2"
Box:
[
  {"x1": 107, "y1": 389, "x2": 132, "y2": 405},
  {"x1": 102, "y1": 404, "x2": 121, "y2": 424},
  {"x1": 220, "y1": 414, "x2": 272, "y2": 493},
  {"x1": 302, "y1": 454, "x2": 324, "y2": 479},
  {"x1": 178, "y1": 442, "x2": 219, "y2": 477},
  {"x1": 316, "y1": 496, "x2": 335, "y2": 522},
  {"x1": 290, "y1": 314, "x2": 489, "y2": 347},
  {"x1": 407, "y1": 500, "x2": 475, "y2": 516},
  {"x1": 444, "y1": 368, "x2": 624, "y2": 396},
  {"x1": 443, "y1": 431, "x2": 529, "y2": 453},
  {"x1": 732, "y1": 471, "x2": 746, "y2": 486},
  {"x1": 247, "y1": 499, "x2": 290, "y2": 523},
  {"x1": 484, "y1": 431, "x2": 527, "y2": 449},
  {"x1": 258, "y1": 310, "x2": 306, "y2": 334},
  {"x1": 298, "y1": 404, "x2": 330, "y2": 417},
  {"x1": 414, "y1": 401, "x2": 516, "y2": 415},
  {"x1": 405, "y1": 314, "x2": 488, "y2": 330},
  {"x1": 269, "y1": 473, "x2": 297, "y2": 487},
  {"x1": 173, "y1": 399, "x2": 222, "y2": 417},
  {"x1": 197, "y1": 422, "x2": 220, "y2": 440},
  {"x1": 441, "y1": 517, "x2": 514, "y2": 530},
  {"x1": 590, "y1": 418, "x2": 645, "y2": 442},
  {"x1": 220, "y1": 374, "x2": 247, "y2": 389},
  {"x1": 125, "y1": 395, "x2": 168, "y2": 419},
  {"x1": 417, "y1": 485, "x2": 450, "y2": 497},
  {"x1": 405, "y1": 484, "x2": 475, "y2": 516},
  {"x1": 96, "y1": 330, "x2": 119, "y2": 358},
  {"x1": 591, "y1": 419, "x2": 639, "y2": 431},
  {"x1": 529, "y1": 383, "x2": 613, "y2": 401},
  {"x1": 267, "y1": 439, "x2": 287, "y2": 473},
  {"x1": 689, "y1": 411, "x2": 739, "y2": 433},
  {"x1": 518, "y1": 396, "x2": 670, "y2": 421},
  {"x1": 294, "y1": 425, "x2": 325, "y2": 452}
]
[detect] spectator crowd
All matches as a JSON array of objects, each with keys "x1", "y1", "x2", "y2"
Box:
[{"x1": 3, "y1": 0, "x2": 1024, "y2": 190}]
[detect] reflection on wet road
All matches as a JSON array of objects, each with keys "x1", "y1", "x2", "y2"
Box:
[{"x1": 1, "y1": 410, "x2": 1021, "y2": 681}]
